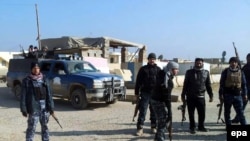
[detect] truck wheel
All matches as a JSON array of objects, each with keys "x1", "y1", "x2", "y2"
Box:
[
  {"x1": 14, "y1": 84, "x2": 22, "y2": 100},
  {"x1": 71, "y1": 89, "x2": 88, "y2": 109}
]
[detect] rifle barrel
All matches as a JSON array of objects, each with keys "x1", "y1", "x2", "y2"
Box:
[
  {"x1": 51, "y1": 114, "x2": 63, "y2": 129},
  {"x1": 232, "y1": 42, "x2": 241, "y2": 69}
]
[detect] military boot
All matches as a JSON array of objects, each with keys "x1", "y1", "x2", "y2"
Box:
[
  {"x1": 154, "y1": 132, "x2": 165, "y2": 141},
  {"x1": 136, "y1": 128, "x2": 143, "y2": 136},
  {"x1": 231, "y1": 118, "x2": 239, "y2": 124},
  {"x1": 151, "y1": 124, "x2": 157, "y2": 134}
]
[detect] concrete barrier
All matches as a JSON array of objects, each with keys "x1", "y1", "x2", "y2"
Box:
[
  {"x1": 125, "y1": 74, "x2": 220, "y2": 89},
  {"x1": 210, "y1": 74, "x2": 221, "y2": 83},
  {"x1": 125, "y1": 74, "x2": 221, "y2": 103},
  {"x1": 174, "y1": 74, "x2": 220, "y2": 88},
  {"x1": 125, "y1": 74, "x2": 220, "y2": 90},
  {"x1": 113, "y1": 69, "x2": 132, "y2": 81},
  {"x1": 175, "y1": 75, "x2": 185, "y2": 87}
]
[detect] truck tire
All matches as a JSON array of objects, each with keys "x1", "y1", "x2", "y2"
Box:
[
  {"x1": 14, "y1": 84, "x2": 22, "y2": 100},
  {"x1": 71, "y1": 88, "x2": 88, "y2": 109}
]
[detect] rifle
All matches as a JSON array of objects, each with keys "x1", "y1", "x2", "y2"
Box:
[
  {"x1": 51, "y1": 113, "x2": 63, "y2": 129},
  {"x1": 20, "y1": 45, "x2": 27, "y2": 58},
  {"x1": 177, "y1": 101, "x2": 186, "y2": 126},
  {"x1": 232, "y1": 42, "x2": 241, "y2": 69},
  {"x1": 216, "y1": 100, "x2": 225, "y2": 124},
  {"x1": 132, "y1": 97, "x2": 140, "y2": 122},
  {"x1": 166, "y1": 116, "x2": 173, "y2": 141},
  {"x1": 168, "y1": 123, "x2": 172, "y2": 141}
]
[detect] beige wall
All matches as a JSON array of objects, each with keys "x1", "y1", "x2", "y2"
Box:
[{"x1": 174, "y1": 74, "x2": 221, "y2": 87}]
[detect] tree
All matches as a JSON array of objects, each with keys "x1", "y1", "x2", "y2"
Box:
[
  {"x1": 221, "y1": 51, "x2": 226, "y2": 63},
  {"x1": 158, "y1": 54, "x2": 163, "y2": 60}
]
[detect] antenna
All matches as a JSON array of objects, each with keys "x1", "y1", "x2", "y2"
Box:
[{"x1": 35, "y1": 4, "x2": 41, "y2": 50}]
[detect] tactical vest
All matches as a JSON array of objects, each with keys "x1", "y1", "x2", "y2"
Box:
[
  {"x1": 26, "y1": 77, "x2": 47, "y2": 101},
  {"x1": 225, "y1": 69, "x2": 241, "y2": 88},
  {"x1": 32, "y1": 79, "x2": 47, "y2": 100}
]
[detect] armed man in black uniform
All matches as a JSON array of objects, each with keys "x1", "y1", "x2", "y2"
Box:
[
  {"x1": 134, "y1": 53, "x2": 161, "y2": 136},
  {"x1": 181, "y1": 58, "x2": 213, "y2": 134}
]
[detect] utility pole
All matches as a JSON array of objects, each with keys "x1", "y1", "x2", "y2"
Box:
[{"x1": 35, "y1": 4, "x2": 41, "y2": 50}]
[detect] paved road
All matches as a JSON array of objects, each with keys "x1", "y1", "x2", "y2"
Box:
[{"x1": 0, "y1": 83, "x2": 249, "y2": 141}]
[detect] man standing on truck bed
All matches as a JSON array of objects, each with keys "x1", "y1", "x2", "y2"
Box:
[
  {"x1": 134, "y1": 53, "x2": 161, "y2": 136},
  {"x1": 20, "y1": 62, "x2": 54, "y2": 141}
]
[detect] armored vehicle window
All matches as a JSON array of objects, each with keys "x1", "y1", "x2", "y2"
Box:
[
  {"x1": 68, "y1": 62, "x2": 98, "y2": 73},
  {"x1": 53, "y1": 63, "x2": 67, "y2": 75},
  {"x1": 8, "y1": 59, "x2": 38, "y2": 72}
]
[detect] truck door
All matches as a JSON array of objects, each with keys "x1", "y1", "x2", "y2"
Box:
[{"x1": 50, "y1": 62, "x2": 69, "y2": 97}]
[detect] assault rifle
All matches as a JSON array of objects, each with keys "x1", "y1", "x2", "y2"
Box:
[
  {"x1": 51, "y1": 113, "x2": 63, "y2": 129},
  {"x1": 20, "y1": 45, "x2": 27, "y2": 58},
  {"x1": 217, "y1": 99, "x2": 225, "y2": 124},
  {"x1": 132, "y1": 96, "x2": 140, "y2": 122},
  {"x1": 166, "y1": 117, "x2": 173, "y2": 141},
  {"x1": 232, "y1": 42, "x2": 241, "y2": 69},
  {"x1": 177, "y1": 100, "x2": 186, "y2": 126}
]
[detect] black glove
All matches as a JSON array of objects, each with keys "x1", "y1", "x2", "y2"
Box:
[
  {"x1": 22, "y1": 112, "x2": 27, "y2": 117},
  {"x1": 49, "y1": 110, "x2": 54, "y2": 115},
  {"x1": 134, "y1": 95, "x2": 140, "y2": 103},
  {"x1": 209, "y1": 97, "x2": 213, "y2": 102}
]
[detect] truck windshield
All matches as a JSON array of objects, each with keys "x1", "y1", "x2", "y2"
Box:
[{"x1": 68, "y1": 62, "x2": 98, "y2": 73}]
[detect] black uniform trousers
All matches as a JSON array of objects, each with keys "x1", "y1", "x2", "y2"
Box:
[{"x1": 187, "y1": 96, "x2": 206, "y2": 130}]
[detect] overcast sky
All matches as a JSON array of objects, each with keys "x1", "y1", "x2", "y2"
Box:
[{"x1": 1, "y1": 0, "x2": 250, "y2": 61}]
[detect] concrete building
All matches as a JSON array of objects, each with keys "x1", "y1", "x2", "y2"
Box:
[
  {"x1": 0, "y1": 52, "x2": 21, "y2": 67},
  {"x1": 0, "y1": 52, "x2": 21, "y2": 82}
]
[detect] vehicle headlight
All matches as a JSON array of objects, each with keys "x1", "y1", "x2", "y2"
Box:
[
  {"x1": 120, "y1": 79, "x2": 125, "y2": 87},
  {"x1": 93, "y1": 79, "x2": 104, "y2": 88}
]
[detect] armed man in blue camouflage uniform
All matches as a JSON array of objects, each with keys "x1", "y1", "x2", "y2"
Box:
[
  {"x1": 20, "y1": 62, "x2": 54, "y2": 141},
  {"x1": 231, "y1": 53, "x2": 250, "y2": 123}
]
